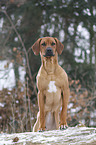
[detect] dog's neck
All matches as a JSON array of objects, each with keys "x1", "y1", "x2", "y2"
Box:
[{"x1": 41, "y1": 53, "x2": 58, "y2": 74}]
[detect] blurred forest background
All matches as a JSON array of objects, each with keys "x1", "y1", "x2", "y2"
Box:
[{"x1": 0, "y1": 0, "x2": 96, "y2": 133}]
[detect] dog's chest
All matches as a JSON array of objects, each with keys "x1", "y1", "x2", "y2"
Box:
[
  {"x1": 47, "y1": 81, "x2": 57, "y2": 93},
  {"x1": 44, "y1": 79, "x2": 61, "y2": 111}
]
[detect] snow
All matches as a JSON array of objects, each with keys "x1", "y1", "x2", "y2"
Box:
[
  {"x1": 0, "y1": 61, "x2": 15, "y2": 90},
  {"x1": 0, "y1": 61, "x2": 25, "y2": 90},
  {"x1": 0, "y1": 103, "x2": 5, "y2": 107},
  {"x1": 0, "y1": 127, "x2": 96, "y2": 145}
]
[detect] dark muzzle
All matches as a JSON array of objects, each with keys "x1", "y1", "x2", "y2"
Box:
[{"x1": 43, "y1": 47, "x2": 54, "y2": 57}]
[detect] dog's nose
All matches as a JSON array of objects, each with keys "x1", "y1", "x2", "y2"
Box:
[
  {"x1": 43, "y1": 47, "x2": 54, "y2": 57},
  {"x1": 46, "y1": 47, "x2": 53, "y2": 53}
]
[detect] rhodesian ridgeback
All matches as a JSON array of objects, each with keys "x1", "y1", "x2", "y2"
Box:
[{"x1": 32, "y1": 37, "x2": 70, "y2": 132}]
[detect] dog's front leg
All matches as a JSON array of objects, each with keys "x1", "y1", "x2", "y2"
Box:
[
  {"x1": 38, "y1": 91, "x2": 45, "y2": 131},
  {"x1": 60, "y1": 87, "x2": 70, "y2": 130}
]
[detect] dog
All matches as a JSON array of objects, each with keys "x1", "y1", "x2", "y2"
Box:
[{"x1": 32, "y1": 37, "x2": 70, "y2": 132}]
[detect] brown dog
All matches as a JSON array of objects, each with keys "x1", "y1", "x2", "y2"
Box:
[{"x1": 32, "y1": 37, "x2": 70, "y2": 132}]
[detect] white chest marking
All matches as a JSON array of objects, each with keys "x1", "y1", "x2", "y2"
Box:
[{"x1": 48, "y1": 81, "x2": 57, "y2": 93}]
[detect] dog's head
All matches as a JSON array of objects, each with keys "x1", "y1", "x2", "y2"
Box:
[{"x1": 32, "y1": 37, "x2": 64, "y2": 57}]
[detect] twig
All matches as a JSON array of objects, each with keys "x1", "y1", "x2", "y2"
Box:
[
  {"x1": 3, "y1": 30, "x2": 12, "y2": 47},
  {"x1": 3, "y1": 10, "x2": 31, "y2": 77},
  {"x1": 25, "y1": 86, "x2": 28, "y2": 131},
  {"x1": 11, "y1": 96, "x2": 15, "y2": 133},
  {"x1": 27, "y1": 77, "x2": 32, "y2": 131}
]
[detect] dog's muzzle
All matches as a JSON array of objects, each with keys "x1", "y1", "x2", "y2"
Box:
[{"x1": 43, "y1": 47, "x2": 55, "y2": 57}]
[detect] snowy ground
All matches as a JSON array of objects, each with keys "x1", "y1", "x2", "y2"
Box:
[{"x1": 0, "y1": 126, "x2": 96, "y2": 145}]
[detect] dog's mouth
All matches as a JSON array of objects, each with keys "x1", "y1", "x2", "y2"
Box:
[
  {"x1": 43, "y1": 47, "x2": 55, "y2": 57},
  {"x1": 43, "y1": 53, "x2": 55, "y2": 57}
]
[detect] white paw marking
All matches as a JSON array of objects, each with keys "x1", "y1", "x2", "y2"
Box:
[{"x1": 48, "y1": 81, "x2": 57, "y2": 93}]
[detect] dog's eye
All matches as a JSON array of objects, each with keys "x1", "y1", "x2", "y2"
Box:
[
  {"x1": 51, "y1": 42, "x2": 55, "y2": 46},
  {"x1": 41, "y1": 42, "x2": 46, "y2": 46}
]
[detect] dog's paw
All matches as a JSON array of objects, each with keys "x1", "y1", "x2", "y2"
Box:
[
  {"x1": 38, "y1": 130, "x2": 45, "y2": 132},
  {"x1": 38, "y1": 128, "x2": 46, "y2": 132},
  {"x1": 60, "y1": 125, "x2": 68, "y2": 130}
]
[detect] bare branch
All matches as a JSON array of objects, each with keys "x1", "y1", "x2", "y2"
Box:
[{"x1": 1, "y1": 10, "x2": 37, "y2": 95}]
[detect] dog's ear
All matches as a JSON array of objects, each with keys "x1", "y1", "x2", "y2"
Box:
[
  {"x1": 32, "y1": 38, "x2": 42, "y2": 55},
  {"x1": 54, "y1": 38, "x2": 64, "y2": 55}
]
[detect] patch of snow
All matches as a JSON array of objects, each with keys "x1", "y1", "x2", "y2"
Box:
[
  {"x1": 0, "y1": 18, "x2": 4, "y2": 28},
  {"x1": 16, "y1": 100, "x2": 19, "y2": 104},
  {"x1": 59, "y1": 30, "x2": 64, "y2": 42},
  {"x1": 14, "y1": 37, "x2": 18, "y2": 42},
  {"x1": 90, "y1": 109, "x2": 96, "y2": 118},
  {"x1": 68, "y1": 103, "x2": 73, "y2": 109},
  {"x1": 0, "y1": 116, "x2": 2, "y2": 119},
  {"x1": 31, "y1": 117, "x2": 34, "y2": 120},
  {"x1": 0, "y1": 103, "x2": 5, "y2": 107},
  {"x1": 0, "y1": 61, "x2": 25, "y2": 90},
  {"x1": 83, "y1": 8, "x2": 91, "y2": 16},
  {"x1": 0, "y1": 127, "x2": 96, "y2": 145},
  {"x1": 19, "y1": 66, "x2": 26, "y2": 83},
  {"x1": 71, "y1": 108, "x2": 76, "y2": 113},
  {"x1": 70, "y1": 106, "x2": 81, "y2": 114}
]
